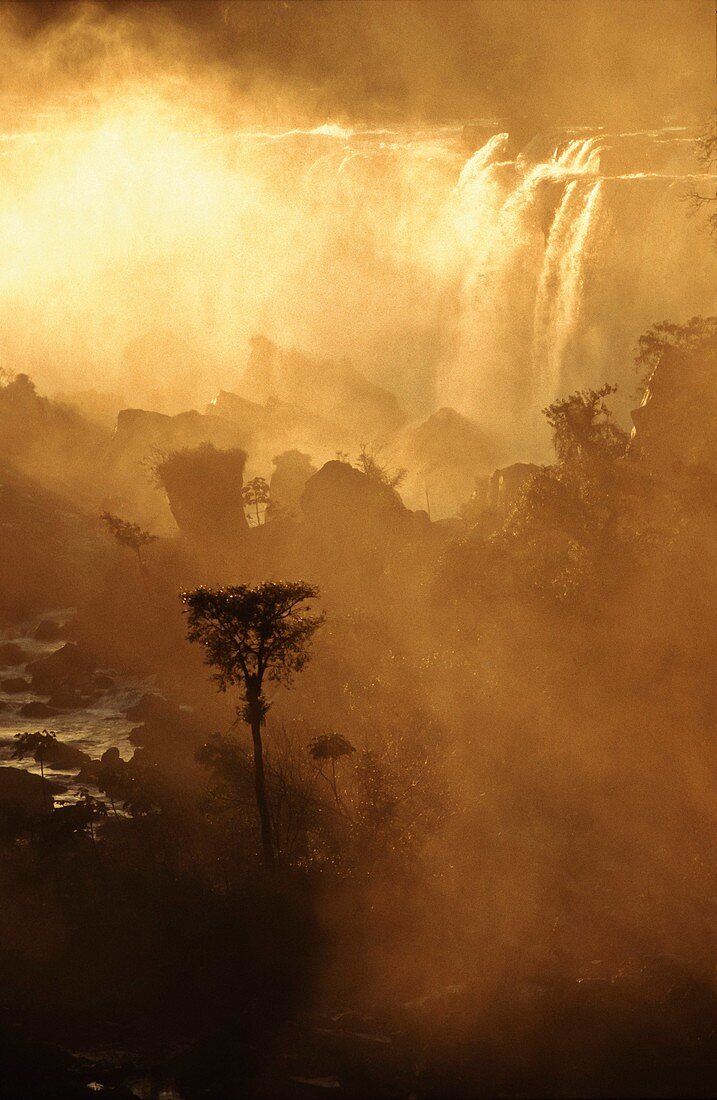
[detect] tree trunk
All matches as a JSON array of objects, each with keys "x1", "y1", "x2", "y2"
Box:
[
  {"x1": 247, "y1": 698, "x2": 275, "y2": 870},
  {"x1": 39, "y1": 754, "x2": 48, "y2": 814}
]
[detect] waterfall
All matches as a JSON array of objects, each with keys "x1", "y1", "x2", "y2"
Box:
[
  {"x1": 532, "y1": 179, "x2": 604, "y2": 406},
  {"x1": 0, "y1": 117, "x2": 714, "y2": 448}
]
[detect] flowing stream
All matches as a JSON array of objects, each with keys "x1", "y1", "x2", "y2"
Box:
[{"x1": 0, "y1": 609, "x2": 150, "y2": 797}]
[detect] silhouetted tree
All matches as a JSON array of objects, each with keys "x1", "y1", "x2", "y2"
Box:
[
  {"x1": 634, "y1": 317, "x2": 717, "y2": 390},
  {"x1": 355, "y1": 444, "x2": 407, "y2": 490},
  {"x1": 689, "y1": 112, "x2": 717, "y2": 238},
  {"x1": 242, "y1": 476, "x2": 270, "y2": 526},
  {"x1": 12, "y1": 730, "x2": 58, "y2": 813},
  {"x1": 101, "y1": 511, "x2": 156, "y2": 573},
  {"x1": 309, "y1": 732, "x2": 356, "y2": 812},
  {"x1": 49, "y1": 789, "x2": 107, "y2": 851},
  {"x1": 543, "y1": 384, "x2": 628, "y2": 467},
  {"x1": 182, "y1": 582, "x2": 324, "y2": 869}
]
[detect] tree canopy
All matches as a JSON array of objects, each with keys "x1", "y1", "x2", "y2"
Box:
[{"x1": 182, "y1": 582, "x2": 324, "y2": 695}]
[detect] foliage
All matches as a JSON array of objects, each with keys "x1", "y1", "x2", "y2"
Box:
[
  {"x1": 101, "y1": 511, "x2": 156, "y2": 562},
  {"x1": 543, "y1": 384, "x2": 628, "y2": 467},
  {"x1": 355, "y1": 444, "x2": 407, "y2": 490},
  {"x1": 183, "y1": 582, "x2": 324, "y2": 869},
  {"x1": 634, "y1": 316, "x2": 717, "y2": 390},
  {"x1": 12, "y1": 730, "x2": 59, "y2": 813},
  {"x1": 182, "y1": 582, "x2": 324, "y2": 696},
  {"x1": 197, "y1": 732, "x2": 252, "y2": 792},
  {"x1": 689, "y1": 112, "x2": 717, "y2": 238},
  {"x1": 242, "y1": 476, "x2": 270, "y2": 525},
  {"x1": 308, "y1": 732, "x2": 356, "y2": 761},
  {"x1": 12, "y1": 729, "x2": 58, "y2": 764},
  {"x1": 152, "y1": 443, "x2": 247, "y2": 494},
  {"x1": 49, "y1": 789, "x2": 108, "y2": 847}
]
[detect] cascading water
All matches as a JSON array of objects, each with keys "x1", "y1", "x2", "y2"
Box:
[
  {"x1": 532, "y1": 179, "x2": 604, "y2": 407},
  {"x1": 0, "y1": 114, "x2": 715, "y2": 456}
]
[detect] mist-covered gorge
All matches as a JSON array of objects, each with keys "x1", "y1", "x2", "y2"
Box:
[{"x1": 0, "y1": 116, "x2": 715, "y2": 456}]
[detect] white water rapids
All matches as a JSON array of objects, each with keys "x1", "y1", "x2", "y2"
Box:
[{"x1": 0, "y1": 118, "x2": 715, "y2": 455}]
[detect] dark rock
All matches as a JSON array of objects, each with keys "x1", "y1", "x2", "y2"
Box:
[
  {"x1": 0, "y1": 765, "x2": 66, "y2": 816},
  {"x1": 631, "y1": 329, "x2": 717, "y2": 475},
  {"x1": 41, "y1": 737, "x2": 92, "y2": 770},
  {"x1": 27, "y1": 642, "x2": 94, "y2": 693},
  {"x1": 2, "y1": 677, "x2": 30, "y2": 693},
  {"x1": 128, "y1": 724, "x2": 149, "y2": 746},
  {"x1": 47, "y1": 689, "x2": 88, "y2": 709},
  {"x1": 18, "y1": 701, "x2": 59, "y2": 718},
  {"x1": 34, "y1": 618, "x2": 61, "y2": 641},
  {"x1": 301, "y1": 460, "x2": 409, "y2": 528},
  {"x1": 125, "y1": 693, "x2": 183, "y2": 727},
  {"x1": 154, "y1": 442, "x2": 249, "y2": 550},
  {"x1": 270, "y1": 449, "x2": 317, "y2": 521},
  {"x1": 0, "y1": 642, "x2": 27, "y2": 666},
  {"x1": 0, "y1": 460, "x2": 102, "y2": 622}
]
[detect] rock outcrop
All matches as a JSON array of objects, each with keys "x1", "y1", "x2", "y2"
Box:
[
  {"x1": 269, "y1": 450, "x2": 317, "y2": 520},
  {"x1": 399, "y1": 407, "x2": 502, "y2": 519},
  {"x1": 631, "y1": 336, "x2": 717, "y2": 475},
  {"x1": 154, "y1": 442, "x2": 249, "y2": 551}
]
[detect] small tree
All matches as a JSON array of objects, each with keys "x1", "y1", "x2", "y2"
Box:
[
  {"x1": 634, "y1": 317, "x2": 717, "y2": 391},
  {"x1": 182, "y1": 582, "x2": 324, "y2": 869},
  {"x1": 242, "y1": 477, "x2": 270, "y2": 526},
  {"x1": 355, "y1": 444, "x2": 407, "y2": 490},
  {"x1": 543, "y1": 384, "x2": 628, "y2": 468},
  {"x1": 12, "y1": 730, "x2": 58, "y2": 813},
  {"x1": 101, "y1": 511, "x2": 156, "y2": 572},
  {"x1": 309, "y1": 732, "x2": 356, "y2": 812},
  {"x1": 689, "y1": 111, "x2": 717, "y2": 238}
]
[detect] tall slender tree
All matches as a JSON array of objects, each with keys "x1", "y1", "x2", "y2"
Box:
[
  {"x1": 182, "y1": 582, "x2": 324, "y2": 869},
  {"x1": 13, "y1": 729, "x2": 58, "y2": 813}
]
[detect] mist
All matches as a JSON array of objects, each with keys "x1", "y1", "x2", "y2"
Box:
[
  {"x1": 0, "y1": 1, "x2": 715, "y2": 447},
  {"x1": 1, "y1": 2, "x2": 717, "y2": 1098}
]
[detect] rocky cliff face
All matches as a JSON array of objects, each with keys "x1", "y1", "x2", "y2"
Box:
[
  {"x1": 154, "y1": 443, "x2": 249, "y2": 552},
  {"x1": 630, "y1": 332, "x2": 717, "y2": 475}
]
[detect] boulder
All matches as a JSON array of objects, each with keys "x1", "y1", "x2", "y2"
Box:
[
  {"x1": 0, "y1": 766, "x2": 66, "y2": 816},
  {"x1": 631, "y1": 328, "x2": 717, "y2": 475},
  {"x1": 400, "y1": 407, "x2": 502, "y2": 519},
  {"x1": 0, "y1": 642, "x2": 27, "y2": 666},
  {"x1": 301, "y1": 460, "x2": 409, "y2": 531},
  {"x1": 269, "y1": 450, "x2": 317, "y2": 520},
  {"x1": 18, "y1": 701, "x2": 59, "y2": 718},
  {"x1": 47, "y1": 689, "x2": 88, "y2": 709},
  {"x1": 27, "y1": 642, "x2": 94, "y2": 693},
  {"x1": 41, "y1": 737, "x2": 92, "y2": 771},
  {"x1": 154, "y1": 443, "x2": 249, "y2": 550},
  {"x1": 2, "y1": 677, "x2": 30, "y2": 693},
  {"x1": 125, "y1": 693, "x2": 185, "y2": 728}
]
